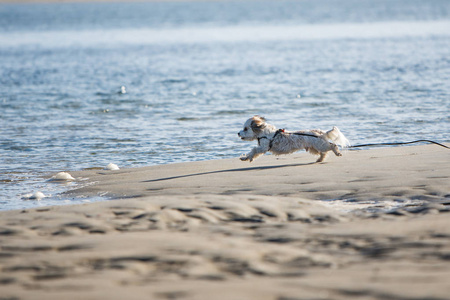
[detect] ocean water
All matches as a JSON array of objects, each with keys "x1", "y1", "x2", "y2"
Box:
[{"x1": 1, "y1": 0, "x2": 449, "y2": 211}]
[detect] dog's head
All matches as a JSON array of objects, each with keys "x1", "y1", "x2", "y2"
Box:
[{"x1": 238, "y1": 115, "x2": 270, "y2": 141}]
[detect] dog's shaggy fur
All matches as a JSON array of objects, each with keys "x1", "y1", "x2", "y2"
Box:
[{"x1": 238, "y1": 116, "x2": 350, "y2": 163}]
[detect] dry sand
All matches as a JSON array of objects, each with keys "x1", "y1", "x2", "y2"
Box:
[{"x1": 1, "y1": 144, "x2": 449, "y2": 300}]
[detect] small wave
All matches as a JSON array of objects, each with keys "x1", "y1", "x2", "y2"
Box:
[
  {"x1": 177, "y1": 117, "x2": 201, "y2": 121},
  {"x1": 215, "y1": 110, "x2": 249, "y2": 116},
  {"x1": 160, "y1": 79, "x2": 188, "y2": 84},
  {"x1": 82, "y1": 167, "x2": 104, "y2": 171}
]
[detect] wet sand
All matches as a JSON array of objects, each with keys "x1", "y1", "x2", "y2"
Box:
[{"x1": 1, "y1": 144, "x2": 450, "y2": 300}]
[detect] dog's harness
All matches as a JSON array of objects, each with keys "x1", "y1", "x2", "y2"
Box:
[
  {"x1": 257, "y1": 129, "x2": 284, "y2": 150},
  {"x1": 258, "y1": 129, "x2": 323, "y2": 151}
]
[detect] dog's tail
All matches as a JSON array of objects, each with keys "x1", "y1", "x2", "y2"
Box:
[{"x1": 324, "y1": 127, "x2": 351, "y2": 148}]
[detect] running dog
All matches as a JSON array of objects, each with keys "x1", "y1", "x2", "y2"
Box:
[{"x1": 238, "y1": 115, "x2": 350, "y2": 163}]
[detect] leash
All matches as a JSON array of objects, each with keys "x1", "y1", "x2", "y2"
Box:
[
  {"x1": 349, "y1": 140, "x2": 450, "y2": 150},
  {"x1": 286, "y1": 129, "x2": 450, "y2": 150},
  {"x1": 259, "y1": 129, "x2": 450, "y2": 150}
]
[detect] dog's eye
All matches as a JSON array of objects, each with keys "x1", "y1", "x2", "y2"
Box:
[{"x1": 244, "y1": 128, "x2": 248, "y2": 131}]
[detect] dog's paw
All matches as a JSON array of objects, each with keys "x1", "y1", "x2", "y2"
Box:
[{"x1": 240, "y1": 155, "x2": 253, "y2": 162}]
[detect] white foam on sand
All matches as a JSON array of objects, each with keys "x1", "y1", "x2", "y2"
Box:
[
  {"x1": 51, "y1": 172, "x2": 75, "y2": 181},
  {"x1": 105, "y1": 163, "x2": 120, "y2": 171},
  {"x1": 320, "y1": 199, "x2": 426, "y2": 214},
  {"x1": 22, "y1": 191, "x2": 46, "y2": 201}
]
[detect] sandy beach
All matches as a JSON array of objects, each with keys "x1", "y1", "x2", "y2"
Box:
[{"x1": 1, "y1": 144, "x2": 450, "y2": 299}]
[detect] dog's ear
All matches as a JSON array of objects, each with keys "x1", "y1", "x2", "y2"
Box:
[
  {"x1": 255, "y1": 115, "x2": 266, "y2": 123},
  {"x1": 251, "y1": 116, "x2": 266, "y2": 133}
]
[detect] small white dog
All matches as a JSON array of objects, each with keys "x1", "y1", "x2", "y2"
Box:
[{"x1": 238, "y1": 115, "x2": 350, "y2": 163}]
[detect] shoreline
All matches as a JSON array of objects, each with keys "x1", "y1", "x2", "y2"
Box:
[
  {"x1": 66, "y1": 144, "x2": 450, "y2": 208},
  {"x1": 1, "y1": 144, "x2": 449, "y2": 299}
]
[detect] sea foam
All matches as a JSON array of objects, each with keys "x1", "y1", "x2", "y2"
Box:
[
  {"x1": 51, "y1": 172, "x2": 75, "y2": 181},
  {"x1": 22, "y1": 191, "x2": 46, "y2": 200},
  {"x1": 105, "y1": 163, "x2": 120, "y2": 170}
]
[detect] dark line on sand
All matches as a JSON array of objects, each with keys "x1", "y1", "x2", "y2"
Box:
[{"x1": 142, "y1": 162, "x2": 315, "y2": 183}]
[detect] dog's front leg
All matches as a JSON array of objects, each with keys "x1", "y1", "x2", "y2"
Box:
[
  {"x1": 240, "y1": 146, "x2": 267, "y2": 162},
  {"x1": 330, "y1": 143, "x2": 342, "y2": 157}
]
